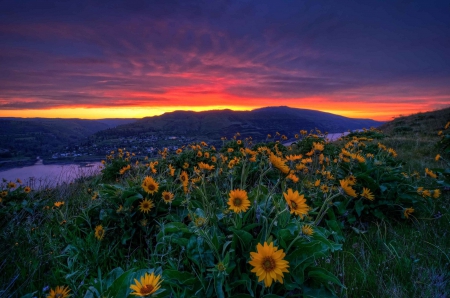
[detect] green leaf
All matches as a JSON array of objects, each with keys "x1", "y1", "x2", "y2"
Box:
[
  {"x1": 83, "y1": 286, "x2": 100, "y2": 298},
  {"x1": 286, "y1": 223, "x2": 298, "y2": 234},
  {"x1": 163, "y1": 270, "x2": 198, "y2": 287},
  {"x1": 104, "y1": 267, "x2": 124, "y2": 288},
  {"x1": 278, "y1": 228, "x2": 295, "y2": 249},
  {"x1": 121, "y1": 228, "x2": 135, "y2": 245},
  {"x1": 24, "y1": 207, "x2": 33, "y2": 214},
  {"x1": 99, "y1": 209, "x2": 108, "y2": 221},
  {"x1": 171, "y1": 237, "x2": 189, "y2": 247},
  {"x1": 312, "y1": 229, "x2": 343, "y2": 252},
  {"x1": 214, "y1": 273, "x2": 225, "y2": 298},
  {"x1": 229, "y1": 227, "x2": 253, "y2": 249},
  {"x1": 124, "y1": 193, "x2": 143, "y2": 208},
  {"x1": 105, "y1": 268, "x2": 135, "y2": 297},
  {"x1": 288, "y1": 242, "x2": 325, "y2": 284},
  {"x1": 223, "y1": 251, "x2": 230, "y2": 265},
  {"x1": 123, "y1": 188, "x2": 140, "y2": 198},
  {"x1": 186, "y1": 235, "x2": 215, "y2": 269},
  {"x1": 354, "y1": 199, "x2": 364, "y2": 217},
  {"x1": 222, "y1": 240, "x2": 233, "y2": 256},
  {"x1": 348, "y1": 214, "x2": 356, "y2": 224},
  {"x1": 356, "y1": 174, "x2": 377, "y2": 189},
  {"x1": 187, "y1": 235, "x2": 202, "y2": 268},
  {"x1": 241, "y1": 223, "x2": 260, "y2": 232},
  {"x1": 162, "y1": 222, "x2": 190, "y2": 234},
  {"x1": 212, "y1": 230, "x2": 220, "y2": 249},
  {"x1": 242, "y1": 273, "x2": 254, "y2": 297},
  {"x1": 324, "y1": 219, "x2": 345, "y2": 243},
  {"x1": 284, "y1": 279, "x2": 302, "y2": 291},
  {"x1": 307, "y1": 267, "x2": 344, "y2": 287},
  {"x1": 156, "y1": 222, "x2": 192, "y2": 244},
  {"x1": 333, "y1": 199, "x2": 350, "y2": 215},
  {"x1": 229, "y1": 280, "x2": 247, "y2": 289},
  {"x1": 373, "y1": 209, "x2": 385, "y2": 219}
]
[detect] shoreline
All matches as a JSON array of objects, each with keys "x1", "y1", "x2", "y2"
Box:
[{"x1": 0, "y1": 157, "x2": 103, "y2": 171}]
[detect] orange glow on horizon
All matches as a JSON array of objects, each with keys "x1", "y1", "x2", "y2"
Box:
[
  {"x1": 0, "y1": 102, "x2": 441, "y2": 121},
  {"x1": 0, "y1": 106, "x2": 254, "y2": 119}
]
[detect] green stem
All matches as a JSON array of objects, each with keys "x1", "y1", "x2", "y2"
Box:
[
  {"x1": 267, "y1": 207, "x2": 288, "y2": 235},
  {"x1": 264, "y1": 178, "x2": 281, "y2": 212},
  {"x1": 314, "y1": 192, "x2": 340, "y2": 226},
  {"x1": 240, "y1": 160, "x2": 247, "y2": 190},
  {"x1": 286, "y1": 222, "x2": 304, "y2": 253}
]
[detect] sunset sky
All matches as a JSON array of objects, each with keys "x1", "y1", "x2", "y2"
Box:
[{"x1": 1, "y1": 0, "x2": 449, "y2": 121}]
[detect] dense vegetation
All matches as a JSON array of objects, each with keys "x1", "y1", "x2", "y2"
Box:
[{"x1": 0, "y1": 108, "x2": 448, "y2": 298}]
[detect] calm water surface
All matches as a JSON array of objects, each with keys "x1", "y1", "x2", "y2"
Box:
[{"x1": 0, "y1": 161, "x2": 102, "y2": 188}]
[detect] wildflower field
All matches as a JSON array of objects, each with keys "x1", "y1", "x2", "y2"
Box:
[{"x1": 1, "y1": 116, "x2": 450, "y2": 297}]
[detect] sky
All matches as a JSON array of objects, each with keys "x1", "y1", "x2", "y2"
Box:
[{"x1": 0, "y1": 0, "x2": 449, "y2": 121}]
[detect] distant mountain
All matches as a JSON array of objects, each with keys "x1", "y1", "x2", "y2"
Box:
[
  {"x1": 0, "y1": 118, "x2": 136, "y2": 136},
  {"x1": 0, "y1": 118, "x2": 137, "y2": 158},
  {"x1": 95, "y1": 106, "x2": 383, "y2": 141}
]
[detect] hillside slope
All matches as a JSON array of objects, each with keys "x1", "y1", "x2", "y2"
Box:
[
  {"x1": 95, "y1": 106, "x2": 383, "y2": 141},
  {"x1": 379, "y1": 107, "x2": 450, "y2": 136},
  {"x1": 0, "y1": 118, "x2": 136, "y2": 158},
  {"x1": 378, "y1": 106, "x2": 450, "y2": 170}
]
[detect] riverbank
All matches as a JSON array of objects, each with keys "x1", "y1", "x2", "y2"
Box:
[
  {"x1": 43, "y1": 155, "x2": 104, "y2": 165},
  {"x1": 0, "y1": 157, "x2": 36, "y2": 170},
  {"x1": 0, "y1": 155, "x2": 104, "y2": 170},
  {"x1": 0, "y1": 161, "x2": 103, "y2": 187}
]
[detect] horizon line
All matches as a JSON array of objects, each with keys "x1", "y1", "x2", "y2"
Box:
[{"x1": 0, "y1": 105, "x2": 399, "y2": 121}]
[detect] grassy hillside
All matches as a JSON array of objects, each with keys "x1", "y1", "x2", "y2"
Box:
[
  {"x1": 379, "y1": 107, "x2": 450, "y2": 135},
  {"x1": 324, "y1": 107, "x2": 450, "y2": 297},
  {"x1": 0, "y1": 108, "x2": 448, "y2": 297},
  {"x1": 378, "y1": 107, "x2": 450, "y2": 171}
]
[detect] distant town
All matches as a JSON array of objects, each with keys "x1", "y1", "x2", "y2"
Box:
[{"x1": 52, "y1": 134, "x2": 201, "y2": 161}]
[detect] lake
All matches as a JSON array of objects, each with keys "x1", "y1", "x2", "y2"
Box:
[{"x1": 0, "y1": 161, "x2": 102, "y2": 188}]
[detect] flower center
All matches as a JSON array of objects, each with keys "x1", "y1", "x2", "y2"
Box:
[
  {"x1": 195, "y1": 218, "x2": 205, "y2": 226},
  {"x1": 233, "y1": 198, "x2": 242, "y2": 207},
  {"x1": 148, "y1": 184, "x2": 156, "y2": 191},
  {"x1": 55, "y1": 294, "x2": 63, "y2": 298},
  {"x1": 262, "y1": 257, "x2": 275, "y2": 271},
  {"x1": 143, "y1": 202, "x2": 149, "y2": 208},
  {"x1": 140, "y1": 284, "x2": 155, "y2": 295},
  {"x1": 217, "y1": 262, "x2": 226, "y2": 271},
  {"x1": 291, "y1": 201, "x2": 298, "y2": 209},
  {"x1": 164, "y1": 195, "x2": 170, "y2": 201}
]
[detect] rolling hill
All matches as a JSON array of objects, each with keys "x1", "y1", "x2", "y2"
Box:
[
  {"x1": 0, "y1": 118, "x2": 136, "y2": 158},
  {"x1": 0, "y1": 107, "x2": 383, "y2": 163},
  {"x1": 379, "y1": 106, "x2": 450, "y2": 135},
  {"x1": 95, "y1": 106, "x2": 383, "y2": 141}
]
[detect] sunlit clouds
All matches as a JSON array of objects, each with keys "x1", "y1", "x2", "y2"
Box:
[{"x1": 1, "y1": 1, "x2": 449, "y2": 120}]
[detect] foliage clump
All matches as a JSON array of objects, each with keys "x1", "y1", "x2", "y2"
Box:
[{"x1": 0, "y1": 126, "x2": 445, "y2": 297}]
